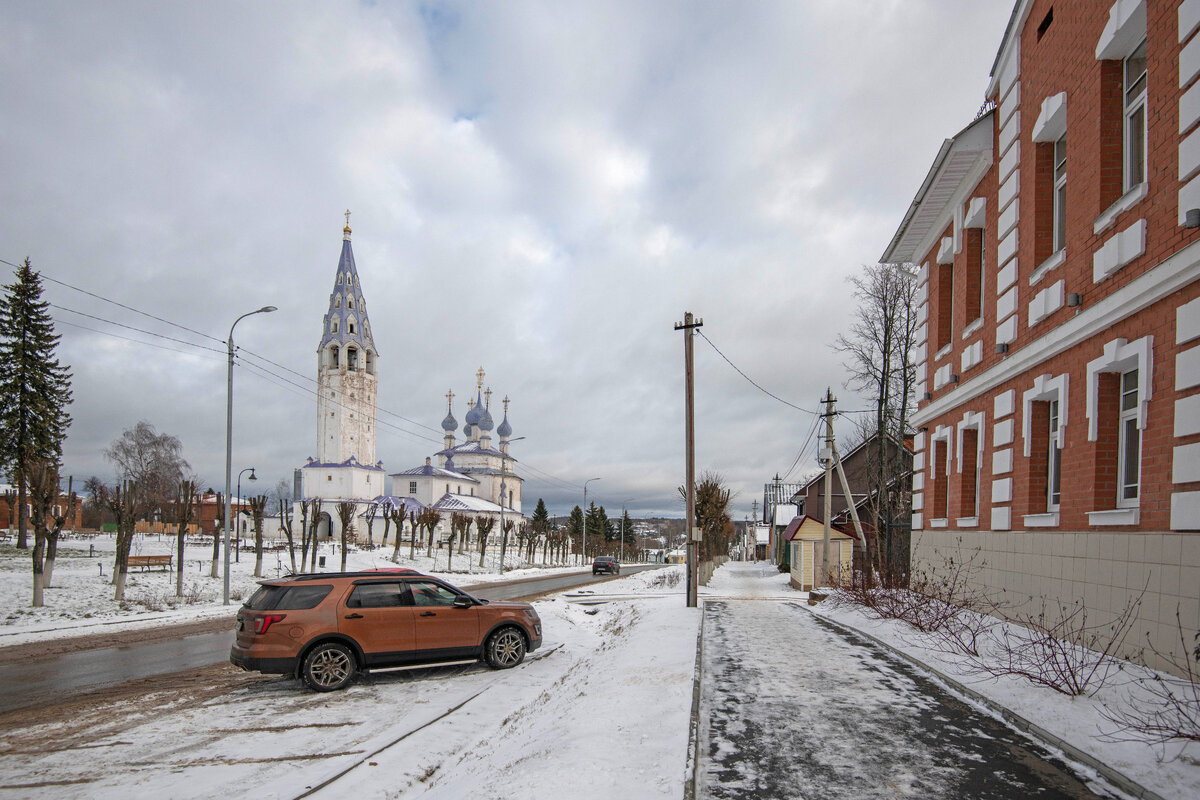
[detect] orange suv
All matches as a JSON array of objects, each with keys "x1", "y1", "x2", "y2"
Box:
[{"x1": 230, "y1": 571, "x2": 542, "y2": 691}]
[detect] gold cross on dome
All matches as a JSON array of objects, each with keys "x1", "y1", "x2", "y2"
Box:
[
  {"x1": 344, "y1": 209, "x2": 351, "y2": 229},
  {"x1": 445, "y1": 389, "x2": 455, "y2": 410},
  {"x1": 484, "y1": 387, "x2": 492, "y2": 408},
  {"x1": 503, "y1": 395, "x2": 510, "y2": 415},
  {"x1": 476, "y1": 366, "x2": 485, "y2": 390}
]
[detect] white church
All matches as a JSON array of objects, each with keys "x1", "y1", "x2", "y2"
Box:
[{"x1": 295, "y1": 213, "x2": 524, "y2": 541}]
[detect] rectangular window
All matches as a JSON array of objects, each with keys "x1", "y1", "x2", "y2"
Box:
[
  {"x1": 409, "y1": 481, "x2": 417, "y2": 494},
  {"x1": 1124, "y1": 39, "x2": 1147, "y2": 191},
  {"x1": 1117, "y1": 369, "x2": 1140, "y2": 506},
  {"x1": 1048, "y1": 399, "x2": 1062, "y2": 510},
  {"x1": 936, "y1": 262, "x2": 954, "y2": 351},
  {"x1": 964, "y1": 228, "x2": 984, "y2": 325},
  {"x1": 1053, "y1": 134, "x2": 1067, "y2": 252}
]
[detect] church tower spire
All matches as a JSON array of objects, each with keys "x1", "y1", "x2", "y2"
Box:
[{"x1": 316, "y1": 211, "x2": 379, "y2": 466}]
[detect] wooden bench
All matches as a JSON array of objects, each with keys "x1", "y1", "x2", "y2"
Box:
[{"x1": 128, "y1": 555, "x2": 172, "y2": 571}]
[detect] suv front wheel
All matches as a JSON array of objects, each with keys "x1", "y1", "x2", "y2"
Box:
[
  {"x1": 301, "y1": 642, "x2": 357, "y2": 691},
  {"x1": 484, "y1": 627, "x2": 527, "y2": 669}
]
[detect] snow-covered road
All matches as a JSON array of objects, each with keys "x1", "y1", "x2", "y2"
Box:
[{"x1": 697, "y1": 563, "x2": 1120, "y2": 800}]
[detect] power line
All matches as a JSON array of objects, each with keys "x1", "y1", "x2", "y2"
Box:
[
  {"x1": 696, "y1": 329, "x2": 818, "y2": 415},
  {"x1": 782, "y1": 412, "x2": 823, "y2": 482},
  {"x1": 55, "y1": 319, "x2": 225, "y2": 361},
  {"x1": 19, "y1": 258, "x2": 585, "y2": 491},
  {"x1": 50, "y1": 303, "x2": 225, "y2": 355},
  {"x1": 6, "y1": 260, "x2": 224, "y2": 345}
]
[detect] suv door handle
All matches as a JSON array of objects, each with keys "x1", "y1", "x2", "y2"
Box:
[
  {"x1": 419, "y1": 611, "x2": 437, "y2": 617},
  {"x1": 344, "y1": 613, "x2": 364, "y2": 619}
]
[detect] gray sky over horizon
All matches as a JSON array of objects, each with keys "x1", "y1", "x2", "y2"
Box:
[{"x1": 1, "y1": 0, "x2": 1015, "y2": 519}]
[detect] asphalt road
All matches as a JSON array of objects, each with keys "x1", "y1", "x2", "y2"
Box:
[
  {"x1": 697, "y1": 597, "x2": 1118, "y2": 800},
  {"x1": 0, "y1": 564, "x2": 663, "y2": 713}
]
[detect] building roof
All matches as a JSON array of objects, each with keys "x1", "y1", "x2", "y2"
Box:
[
  {"x1": 781, "y1": 515, "x2": 856, "y2": 541},
  {"x1": 436, "y1": 441, "x2": 514, "y2": 460},
  {"x1": 880, "y1": 111, "x2": 994, "y2": 264},
  {"x1": 371, "y1": 495, "x2": 427, "y2": 514},
  {"x1": 302, "y1": 456, "x2": 384, "y2": 471},
  {"x1": 389, "y1": 463, "x2": 478, "y2": 483},
  {"x1": 432, "y1": 493, "x2": 513, "y2": 514},
  {"x1": 318, "y1": 226, "x2": 378, "y2": 357}
]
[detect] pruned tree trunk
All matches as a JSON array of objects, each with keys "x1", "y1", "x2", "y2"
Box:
[
  {"x1": 210, "y1": 492, "x2": 224, "y2": 579},
  {"x1": 250, "y1": 495, "x2": 267, "y2": 578},
  {"x1": 175, "y1": 480, "x2": 196, "y2": 597},
  {"x1": 336, "y1": 501, "x2": 356, "y2": 571}
]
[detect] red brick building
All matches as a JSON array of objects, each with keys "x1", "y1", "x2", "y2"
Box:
[{"x1": 882, "y1": 0, "x2": 1199, "y2": 672}]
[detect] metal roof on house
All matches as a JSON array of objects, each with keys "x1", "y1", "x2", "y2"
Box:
[
  {"x1": 389, "y1": 463, "x2": 478, "y2": 483},
  {"x1": 302, "y1": 456, "x2": 384, "y2": 471},
  {"x1": 432, "y1": 493, "x2": 511, "y2": 514}
]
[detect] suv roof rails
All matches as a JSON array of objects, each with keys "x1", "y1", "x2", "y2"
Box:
[{"x1": 273, "y1": 569, "x2": 423, "y2": 582}]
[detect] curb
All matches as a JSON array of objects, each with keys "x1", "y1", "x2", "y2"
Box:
[
  {"x1": 811, "y1": 608, "x2": 1168, "y2": 800},
  {"x1": 684, "y1": 600, "x2": 705, "y2": 800}
]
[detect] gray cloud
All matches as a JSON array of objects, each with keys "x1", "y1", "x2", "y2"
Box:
[{"x1": 0, "y1": 0, "x2": 1013, "y2": 517}]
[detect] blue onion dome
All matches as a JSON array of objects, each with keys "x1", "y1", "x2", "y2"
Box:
[
  {"x1": 442, "y1": 410, "x2": 457, "y2": 432},
  {"x1": 479, "y1": 406, "x2": 494, "y2": 432},
  {"x1": 465, "y1": 395, "x2": 484, "y2": 426},
  {"x1": 497, "y1": 413, "x2": 512, "y2": 438},
  {"x1": 462, "y1": 422, "x2": 474, "y2": 437}
]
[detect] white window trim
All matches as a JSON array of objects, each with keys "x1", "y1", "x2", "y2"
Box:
[
  {"x1": 929, "y1": 425, "x2": 953, "y2": 523},
  {"x1": 1052, "y1": 135, "x2": 1068, "y2": 253},
  {"x1": 1095, "y1": 0, "x2": 1146, "y2": 61},
  {"x1": 1022, "y1": 512, "x2": 1061, "y2": 527},
  {"x1": 1086, "y1": 336, "x2": 1153, "y2": 440},
  {"x1": 963, "y1": 196, "x2": 987, "y2": 229},
  {"x1": 1032, "y1": 93, "x2": 1068, "y2": 143},
  {"x1": 1022, "y1": 373, "x2": 1070, "y2": 456},
  {"x1": 1030, "y1": 248, "x2": 1067, "y2": 286},
  {"x1": 956, "y1": 410, "x2": 985, "y2": 521},
  {"x1": 1088, "y1": 508, "x2": 1140, "y2": 526},
  {"x1": 1094, "y1": 181, "x2": 1148, "y2": 235}
]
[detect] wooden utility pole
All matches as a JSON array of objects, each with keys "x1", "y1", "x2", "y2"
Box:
[
  {"x1": 821, "y1": 388, "x2": 835, "y2": 586},
  {"x1": 675, "y1": 311, "x2": 703, "y2": 608}
]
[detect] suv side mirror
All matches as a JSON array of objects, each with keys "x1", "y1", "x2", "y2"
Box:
[{"x1": 452, "y1": 595, "x2": 474, "y2": 608}]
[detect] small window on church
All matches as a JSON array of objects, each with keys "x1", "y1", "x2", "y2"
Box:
[
  {"x1": 410, "y1": 481, "x2": 417, "y2": 494},
  {"x1": 471, "y1": 488, "x2": 475, "y2": 496},
  {"x1": 335, "y1": 295, "x2": 341, "y2": 308},
  {"x1": 337, "y1": 274, "x2": 343, "y2": 285},
  {"x1": 347, "y1": 348, "x2": 358, "y2": 370},
  {"x1": 349, "y1": 323, "x2": 355, "y2": 334},
  {"x1": 348, "y1": 296, "x2": 354, "y2": 309},
  {"x1": 331, "y1": 320, "x2": 338, "y2": 334}
]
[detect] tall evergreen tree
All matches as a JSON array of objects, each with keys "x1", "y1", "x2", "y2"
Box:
[
  {"x1": 0, "y1": 259, "x2": 72, "y2": 552},
  {"x1": 531, "y1": 498, "x2": 550, "y2": 533}
]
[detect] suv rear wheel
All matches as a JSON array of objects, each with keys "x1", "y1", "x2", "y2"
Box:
[
  {"x1": 484, "y1": 627, "x2": 526, "y2": 669},
  {"x1": 301, "y1": 642, "x2": 357, "y2": 691}
]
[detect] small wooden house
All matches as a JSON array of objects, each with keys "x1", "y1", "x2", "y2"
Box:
[{"x1": 781, "y1": 515, "x2": 857, "y2": 591}]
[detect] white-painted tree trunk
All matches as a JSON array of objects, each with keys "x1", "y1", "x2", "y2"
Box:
[
  {"x1": 43, "y1": 558, "x2": 55, "y2": 589},
  {"x1": 113, "y1": 570, "x2": 127, "y2": 601},
  {"x1": 32, "y1": 572, "x2": 44, "y2": 607}
]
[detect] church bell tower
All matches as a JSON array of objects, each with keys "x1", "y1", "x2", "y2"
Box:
[{"x1": 316, "y1": 211, "x2": 379, "y2": 465}]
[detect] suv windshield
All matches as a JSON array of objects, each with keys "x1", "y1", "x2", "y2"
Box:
[{"x1": 245, "y1": 584, "x2": 333, "y2": 610}]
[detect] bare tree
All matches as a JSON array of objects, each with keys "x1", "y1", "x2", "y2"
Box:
[
  {"x1": 336, "y1": 501, "x2": 356, "y2": 571},
  {"x1": 101, "y1": 481, "x2": 139, "y2": 601},
  {"x1": 104, "y1": 421, "x2": 190, "y2": 523},
  {"x1": 210, "y1": 492, "x2": 223, "y2": 578},
  {"x1": 387, "y1": 503, "x2": 407, "y2": 563},
  {"x1": 277, "y1": 482, "x2": 297, "y2": 573},
  {"x1": 26, "y1": 460, "x2": 62, "y2": 606},
  {"x1": 363, "y1": 501, "x2": 380, "y2": 547},
  {"x1": 475, "y1": 515, "x2": 495, "y2": 568},
  {"x1": 833, "y1": 262, "x2": 919, "y2": 585},
  {"x1": 175, "y1": 480, "x2": 197, "y2": 597},
  {"x1": 250, "y1": 494, "x2": 268, "y2": 577}
]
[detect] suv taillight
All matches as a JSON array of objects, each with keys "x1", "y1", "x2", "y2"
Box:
[{"x1": 254, "y1": 614, "x2": 286, "y2": 634}]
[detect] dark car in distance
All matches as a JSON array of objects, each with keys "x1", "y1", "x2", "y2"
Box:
[{"x1": 592, "y1": 556, "x2": 620, "y2": 575}]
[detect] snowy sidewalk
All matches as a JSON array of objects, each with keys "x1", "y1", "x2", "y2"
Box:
[{"x1": 695, "y1": 562, "x2": 1120, "y2": 800}]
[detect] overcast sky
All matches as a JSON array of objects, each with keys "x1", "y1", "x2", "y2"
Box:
[{"x1": 1, "y1": 0, "x2": 1015, "y2": 519}]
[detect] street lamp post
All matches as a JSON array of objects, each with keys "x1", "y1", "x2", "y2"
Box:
[
  {"x1": 234, "y1": 468, "x2": 256, "y2": 563},
  {"x1": 497, "y1": 437, "x2": 525, "y2": 574},
  {"x1": 224, "y1": 306, "x2": 276, "y2": 605},
  {"x1": 582, "y1": 477, "x2": 601, "y2": 566}
]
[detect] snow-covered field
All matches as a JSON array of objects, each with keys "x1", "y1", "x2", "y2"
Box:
[
  {"x1": 0, "y1": 533, "x2": 588, "y2": 645},
  {"x1": 0, "y1": 561, "x2": 699, "y2": 799},
  {"x1": 2, "y1": 547, "x2": 1196, "y2": 800}
]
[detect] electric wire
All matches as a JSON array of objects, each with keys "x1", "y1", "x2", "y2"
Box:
[
  {"x1": 696, "y1": 329, "x2": 818, "y2": 415},
  {"x1": 781, "y1": 411, "x2": 823, "y2": 482},
  {"x1": 17, "y1": 260, "x2": 601, "y2": 493},
  {"x1": 55, "y1": 319, "x2": 225, "y2": 361},
  {"x1": 3, "y1": 258, "x2": 224, "y2": 345}
]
